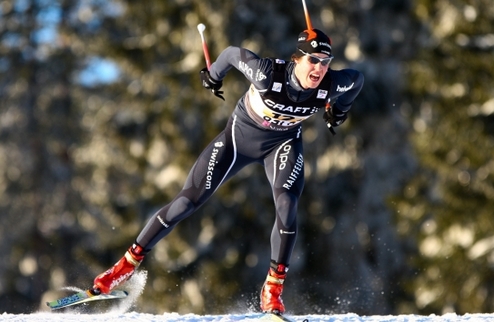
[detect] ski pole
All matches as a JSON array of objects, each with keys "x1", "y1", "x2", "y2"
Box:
[
  {"x1": 325, "y1": 103, "x2": 336, "y2": 135},
  {"x1": 197, "y1": 23, "x2": 211, "y2": 70},
  {"x1": 302, "y1": 0, "x2": 336, "y2": 135},
  {"x1": 301, "y1": 0, "x2": 313, "y2": 30}
]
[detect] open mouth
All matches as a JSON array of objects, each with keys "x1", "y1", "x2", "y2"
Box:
[{"x1": 309, "y1": 74, "x2": 320, "y2": 82}]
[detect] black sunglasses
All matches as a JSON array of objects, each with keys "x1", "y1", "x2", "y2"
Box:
[{"x1": 299, "y1": 49, "x2": 333, "y2": 66}]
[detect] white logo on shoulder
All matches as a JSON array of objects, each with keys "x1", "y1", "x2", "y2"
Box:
[
  {"x1": 317, "y1": 89, "x2": 328, "y2": 99},
  {"x1": 275, "y1": 59, "x2": 285, "y2": 64},
  {"x1": 272, "y1": 82, "x2": 282, "y2": 92},
  {"x1": 239, "y1": 61, "x2": 253, "y2": 79},
  {"x1": 256, "y1": 69, "x2": 267, "y2": 81},
  {"x1": 337, "y1": 82, "x2": 354, "y2": 92}
]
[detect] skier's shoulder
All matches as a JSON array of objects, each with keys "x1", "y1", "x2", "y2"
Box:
[
  {"x1": 329, "y1": 67, "x2": 363, "y2": 81},
  {"x1": 329, "y1": 67, "x2": 364, "y2": 90}
]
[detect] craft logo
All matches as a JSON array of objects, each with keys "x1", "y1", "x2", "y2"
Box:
[{"x1": 263, "y1": 99, "x2": 315, "y2": 114}]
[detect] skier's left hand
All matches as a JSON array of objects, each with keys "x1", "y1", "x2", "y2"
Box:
[
  {"x1": 200, "y1": 68, "x2": 225, "y2": 101},
  {"x1": 323, "y1": 106, "x2": 347, "y2": 127}
]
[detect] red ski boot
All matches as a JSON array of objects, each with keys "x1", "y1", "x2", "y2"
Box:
[
  {"x1": 260, "y1": 263, "x2": 288, "y2": 314},
  {"x1": 93, "y1": 243, "x2": 146, "y2": 294}
]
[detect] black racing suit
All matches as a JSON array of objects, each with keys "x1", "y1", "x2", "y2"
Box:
[{"x1": 136, "y1": 46, "x2": 364, "y2": 266}]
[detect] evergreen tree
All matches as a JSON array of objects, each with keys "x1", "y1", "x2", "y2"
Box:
[
  {"x1": 0, "y1": 0, "x2": 90, "y2": 311},
  {"x1": 393, "y1": 0, "x2": 494, "y2": 314},
  {"x1": 2, "y1": 0, "x2": 468, "y2": 315}
]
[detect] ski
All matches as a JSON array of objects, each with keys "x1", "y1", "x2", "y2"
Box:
[
  {"x1": 46, "y1": 289, "x2": 128, "y2": 310},
  {"x1": 261, "y1": 313, "x2": 308, "y2": 322}
]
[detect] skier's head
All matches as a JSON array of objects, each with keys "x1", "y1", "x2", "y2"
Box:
[
  {"x1": 291, "y1": 29, "x2": 333, "y2": 89},
  {"x1": 296, "y1": 29, "x2": 333, "y2": 58}
]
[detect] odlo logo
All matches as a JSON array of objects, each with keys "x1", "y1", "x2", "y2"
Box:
[{"x1": 278, "y1": 144, "x2": 291, "y2": 170}]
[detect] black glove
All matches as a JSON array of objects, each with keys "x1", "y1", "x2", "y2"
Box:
[
  {"x1": 200, "y1": 68, "x2": 224, "y2": 101},
  {"x1": 323, "y1": 106, "x2": 347, "y2": 127}
]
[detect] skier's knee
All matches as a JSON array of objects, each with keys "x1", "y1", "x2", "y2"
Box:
[
  {"x1": 166, "y1": 196, "x2": 196, "y2": 222},
  {"x1": 275, "y1": 192, "x2": 298, "y2": 226}
]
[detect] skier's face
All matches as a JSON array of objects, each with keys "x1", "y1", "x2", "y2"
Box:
[{"x1": 294, "y1": 52, "x2": 331, "y2": 89}]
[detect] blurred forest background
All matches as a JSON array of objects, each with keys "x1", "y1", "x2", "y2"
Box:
[{"x1": 1, "y1": 0, "x2": 494, "y2": 316}]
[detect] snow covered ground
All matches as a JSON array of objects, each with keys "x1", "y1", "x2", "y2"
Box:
[
  {"x1": 3, "y1": 311, "x2": 494, "y2": 322},
  {"x1": 2, "y1": 272, "x2": 494, "y2": 321}
]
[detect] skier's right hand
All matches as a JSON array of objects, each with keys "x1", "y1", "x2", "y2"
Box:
[{"x1": 200, "y1": 68, "x2": 225, "y2": 101}]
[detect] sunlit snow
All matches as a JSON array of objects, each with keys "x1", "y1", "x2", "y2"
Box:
[{"x1": 3, "y1": 271, "x2": 494, "y2": 322}]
